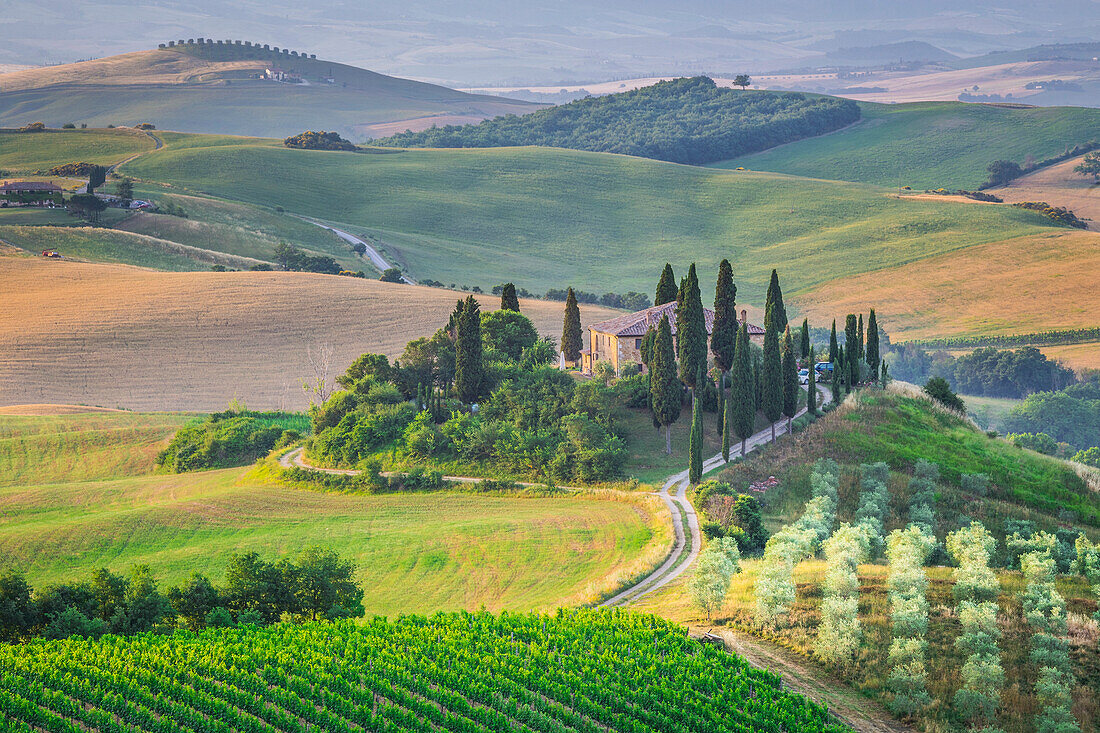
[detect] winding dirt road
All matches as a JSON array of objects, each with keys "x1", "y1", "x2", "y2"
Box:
[{"x1": 297, "y1": 218, "x2": 417, "y2": 284}]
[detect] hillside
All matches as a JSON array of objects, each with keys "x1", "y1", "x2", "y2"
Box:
[
  {"x1": 0, "y1": 411, "x2": 660, "y2": 611},
  {"x1": 636, "y1": 385, "x2": 1100, "y2": 733},
  {"x1": 989, "y1": 152, "x2": 1100, "y2": 230},
  {"x1": 0, "y1": 251, "x2": 621, "y2": 411},
  {"x1": 0, "y1": 47, "x2": 537, "y2": 140},
  {"x1": 0, "y1": 126, "x2": 154, "y2": 172},
  {"x1": 377, "y1": 79, "x2": 862, "y2": 165},
  {"x1": 119, "y1": 133, "x2": 1063, "y2": 303},
  {"x1": 718, "y1": 101, "x2": 1100, "y2": 189}
]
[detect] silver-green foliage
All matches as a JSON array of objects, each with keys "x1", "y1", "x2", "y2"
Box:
[
  {"x1": 815, "y1": 523, "x2": 870, "y2": 663},
  {"x1": 946, "y1": 522, "x2": 1004, "y2": 726},
  {"x1": 1009, "y1": 533, "x2": 1079, "y2": 733},
  {"x1": 907, "y1": 460, "x2": 939, "y2": 538},
  {"x1": 754, "y1": 459, "x2": 839, "y2": 624},
  {"x1": 854, "y1": 461, "x2": 890, "y2": 554},
  {"x1": 690, "y1": 537, "x2": 742, "y2": 621},
  {"x1": 1075, "y1": 534, "x2": 1100, "y2": 624},
  {"x1": 885, "y1": 526, "x2": 936, "y2": 715}
]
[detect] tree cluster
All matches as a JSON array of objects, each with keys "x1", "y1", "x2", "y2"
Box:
[
  {"x1": 377, "y1": 77, "x2": 861, "y2": 166},
  {"x1": 0, "y1": 548, "x2": 363, "y2": 642},
  {"x1": 754, "y1": 459, "x2": 839, "y2": 624},
  {"x1": 543, "y1": 288, "x2": 651, "y2": 311},
  {"x1": 1004, "y1": 377, "x2": 1100, "y2": 453},
  {"x1": 157, "y1": 412, "x2": 301, "y2": 472},
  {"x1": 283, "y1": 130, "x2": 357, "y2": 151},
  {"x1": 273, "y1": 243, "x2": 342, "y2": 274}
]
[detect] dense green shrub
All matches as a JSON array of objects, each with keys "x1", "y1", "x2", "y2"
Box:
[
  {"x1": 283, "y1": 130, "x2": 357, "y2": 151},
  {"x1": 157, "y1": 414, "x2": 295, "y2": 472},
  {"x1": 377, "y1": 77, "x2": 861, "y2": 165}
]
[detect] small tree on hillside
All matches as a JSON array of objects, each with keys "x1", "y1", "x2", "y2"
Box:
[
  {"x1": 733, "y1": 74, "x2": 751, "y2": 90},
  {"x1": 730, "y1": 323, "x2": 755, "y2": 456},
  {"x1": 455, "y1": 296, "x2": 484, "y2": 402},
  {"x1": 781, "y1": 325, "x2": 799, "y2": 432},
  {"x1": 655, "y1": 263, "x2": 677, "y2": 306},
  {"x1": 1074, "y1": 151, "x2": 1100, "y2": 180},
  {"x1": 924, "y1": 377, "x2": 964, "y2": 412},
  {"x1": 650, "y1": 315, "x2": 681, "y2": 454},
  {"x1": 500, "y1": 283, "x2": 520, "y2": 312},
  {"x1": 561, "y1": 288, "x2": 582, "y2": 363},
  {"x1": 866, "y1": 309, "x2": 880, "y2": 382}
]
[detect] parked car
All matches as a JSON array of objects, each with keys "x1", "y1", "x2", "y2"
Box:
[{"x1": 798, "y1": 368, "x2": 810, "y2": 385}]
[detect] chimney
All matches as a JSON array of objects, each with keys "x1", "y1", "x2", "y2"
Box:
[{"x1": 741, "y1": 309, "x2": 747, "y2": 325}]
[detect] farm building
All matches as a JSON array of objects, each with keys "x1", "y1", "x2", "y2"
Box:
[
  {"x1": 0, "y1": 181, "x2": 63, "y2": 205},
  {"x1": 579, "y1": 301, "x2": 764, "y2": 374}
]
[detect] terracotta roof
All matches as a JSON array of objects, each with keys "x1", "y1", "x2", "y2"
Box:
[
  {"x1": 0, "y1": 181, "x2": 62, "y2": 192},
  {"x1": 588, "y1": 301, "x2": 764, "y2": 338}
]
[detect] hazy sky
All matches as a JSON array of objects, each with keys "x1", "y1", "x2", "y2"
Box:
[{"x1": 3, "y1": 0, "x2": 1099, "y2": 84}]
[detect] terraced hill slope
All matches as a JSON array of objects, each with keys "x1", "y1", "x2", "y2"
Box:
[{"x1": 0, "y1": 48, "x2": 537, "y2": 140}]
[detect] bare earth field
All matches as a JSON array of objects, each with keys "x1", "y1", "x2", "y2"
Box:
[
  {"x1": 990, "y1": 154, "x2": 1100, "y2": 231},
  {"x1": 0, "y1": 252, "x2": 619, "y2": 411},
  {"x1": 796, "y1": 229, "x2": 1100, "y2": 369}
]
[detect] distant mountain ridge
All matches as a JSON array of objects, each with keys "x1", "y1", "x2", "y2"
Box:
[{"x1": 0, "y1": 45, "x2": 537, "y2": 140}]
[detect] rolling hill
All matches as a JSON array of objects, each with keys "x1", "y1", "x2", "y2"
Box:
[
  {"x1": 716, "y1": 100, "x2": 1100, "y2": 189},
  {"x1": 0, "y1": 250, "x2": 621, "y2": 411},
  {"x1": 0, "y1": 46, "x2": 537, "y2": 140}
]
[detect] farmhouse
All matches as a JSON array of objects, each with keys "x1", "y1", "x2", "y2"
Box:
[
  {"x1": 0, "y1": 181, "x2": 63, "y2": 205},
  {"x1": 580, "y1": 301, "x2": 764, "y2": 374}
]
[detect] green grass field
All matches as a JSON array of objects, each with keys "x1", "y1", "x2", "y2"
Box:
[
  {"x1": 0, "y1": 128, "x2": 153, "y2": 173},
  {"x1": 0, "y1": 225, "x2": 258, "y2": 271},
  {"x1": 0, "y1": 412, "x2": 658, "y2": 614},
  {"x1": 121, "y1": 135, "x2": 1059, "y2": 301},
  {"x1": 718, "y1": 101, "x2": 1100, "y2": 189}
]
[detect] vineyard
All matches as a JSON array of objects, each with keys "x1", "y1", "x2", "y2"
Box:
[
  {"x1": 899, "y1": 327, "x2": 1100, "y2": 350},
  {"x1": 0, "y1": 610, "x2": 849, "y2": 733}
]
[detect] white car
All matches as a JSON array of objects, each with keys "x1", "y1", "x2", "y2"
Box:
[{"x1": 798, "y1": 368, "x2": 810, "y2": 385}]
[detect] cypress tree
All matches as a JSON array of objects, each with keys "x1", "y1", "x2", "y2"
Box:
[
  {"x1": 500, "y1": 283, "x2": 520, "y2": 312},
  {"x1": 763, "y1": 269, "x2": 788, "y2": 333},
  {"x1": 829, "y1": 319, "x2": 838, "y2": 364},
  {"x1": 731, "y1": 323, "x2": 755, "y2": 456},
  {"x1": 561, "y1": 288, "x2": 582, "y2": 363},
  {"x1": 807, "y1": 345, "x2": 818, "y2": 414},
  {"x1": 800, "y1": 318, "x2": 810, "y2": 359},
  {"x1": 639, "y1": 327, "x2": 656, "y2": 369},
  {"x1": 717, "y1": 372, "x2": 726, "y2": 434},
  {"x1": 753, "y1": 357, "x2": 762, "y2": 412},
  {"x1": 650, "y1": 315, "x2": 681, "y2": 454},
  {"x1": 781, "y1": 325, "x2": 799, "y2": 432},
  {"x1": 676, "y1": 263, "x2": 707, "y2": 389},
  {"x1": 447, "y1": 298, "x2": 465, "y2": 340},
  {"x1": 866, "y1": 308, "x2": 880, "y2": 382},
  {"x1": 845, "y1": 314, "x2": 860, "y2": 388},
  {"x1": 722, "y1": 385, "x2": 731, "y2": 462},
  {"x1": 655, "y1": 263, "x2": 677, "y2": 306},
  {"x1": 837, "y1": 344, "x2": 847, "y2": 393},
  {"x1": 710, "y1": 259, "x2": 737, "y2": 372},
  {"x1": 857, "y1": 314, "x2": 865, "y2": 359},
  {"x1": 762, "y1": 311, "x2": 783, "y2": 442},
  {"x1": 688, "y1": 384, "x2": 703, "y2": 484},
  {"x1": 832, "y1": 344, "x2": 843, "y2": 403},
  {"x1": 454, "y1": 296, "x2": 484, "y2": 403}
]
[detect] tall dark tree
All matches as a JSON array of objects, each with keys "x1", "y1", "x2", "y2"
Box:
[
  {"x1": 676, "y1": 264, "x2": 708, "y2": 389},
  {"x1": 0, "y1": 569, "x2": 35, "y2": 642},
  {"x1": 837, "y1": 344, "x2": 847, "y2": 395},
  {"x1": 800, "y1": 318, "x2": 810, "y2": 359},
  {"x1": 650, "y1": 315, "x2": 681, "y2": 454},
  {"x1": 857, "y1": 314, "x2": 865, "y2": 359},
  {"x1": 722, "y1": 385, "x2": 731, "y2": 463},
  {"x1": 710, "y1": 259, "x2": 737, "y2": 372},
  {"x1": 87, "y1": 165, "x2": 106, "y2": 194},
  {"x1": 831, "y1": 344, "x2": 842, "y2": 404},
  {"x1": 639, "y1": 327, "x2": 656, "y2": 370},
  {"x1": 455, "y1": 296, "x2": 484, "y2": 402},
  {"x1": 845, "y1": 314, "x2": 860, "y2": 388},
  {"x1": 500, "y1": 283, "x2": 520, "y2": 312},
  {"x1": 866, "y1": 308, "x2": 880, "y2": 383},
  {"x1": 561, "y1": 288, "x2": 582, "y2": 363},
  {"x1": 716, "y1": 372, "x2": 725, "y2": 434},
  {"x1": 762, "y1": 311, "x2": 783, "y2": 442},
  {"x1": 781, "y1": 325, "x2": 799, "y2": 432},
  {"x1": 807, "y1": 346, "x2": 818, "y2": 415},
  {"x1": 731, "y1": 323, "x2": 756, "y2": 456},
  {"x1": 655, "y1": 263, "x2": 677, "y2": 306},
  {"x1": 829, "y1": 319, "x2": 839, "y2": 364},
  {"x1": 763, "y1": 269, "x2": 788, "y2": 333},
  {"x1": 688, "y1": 385, "x2": 703, "y2": 484}
]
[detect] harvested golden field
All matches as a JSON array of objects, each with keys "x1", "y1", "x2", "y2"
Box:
[
  {"x1": 797, "y1": 229, "x2": 1100, "y2": 367},
  {"x1": 1040, "y1": 343, "x2": 1100, "y2": 370},
  {"x1": 0, "y1": 252, "x2": 620, "y2": 411},
  {"x1": 991, "y1": 153, "x2": 1100, "y2": 231}
]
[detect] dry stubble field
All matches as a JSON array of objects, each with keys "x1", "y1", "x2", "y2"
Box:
[{"x1": 0, "y1": 251, "x2": 619, "y2": 411}]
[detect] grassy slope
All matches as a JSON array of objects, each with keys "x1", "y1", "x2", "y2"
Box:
[
  {"x1": 0, "y1": 411, "x2": 656, "y2": 614},
  {"x1": 719, "y1": 101, "x2": 1100, "y2": 189},
  {"x1": 635, "y1": 386, "x2": 1100, "y2": 733},
  {"x1": 0, "y1": 50, "x2": 537, "y2": 140},
  {"x1": 0, "y1": 128, "x2": 154, "y2": 172},
  {"x1": 120, "y1": 134, "x2": 1058, "y2": 302}
]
